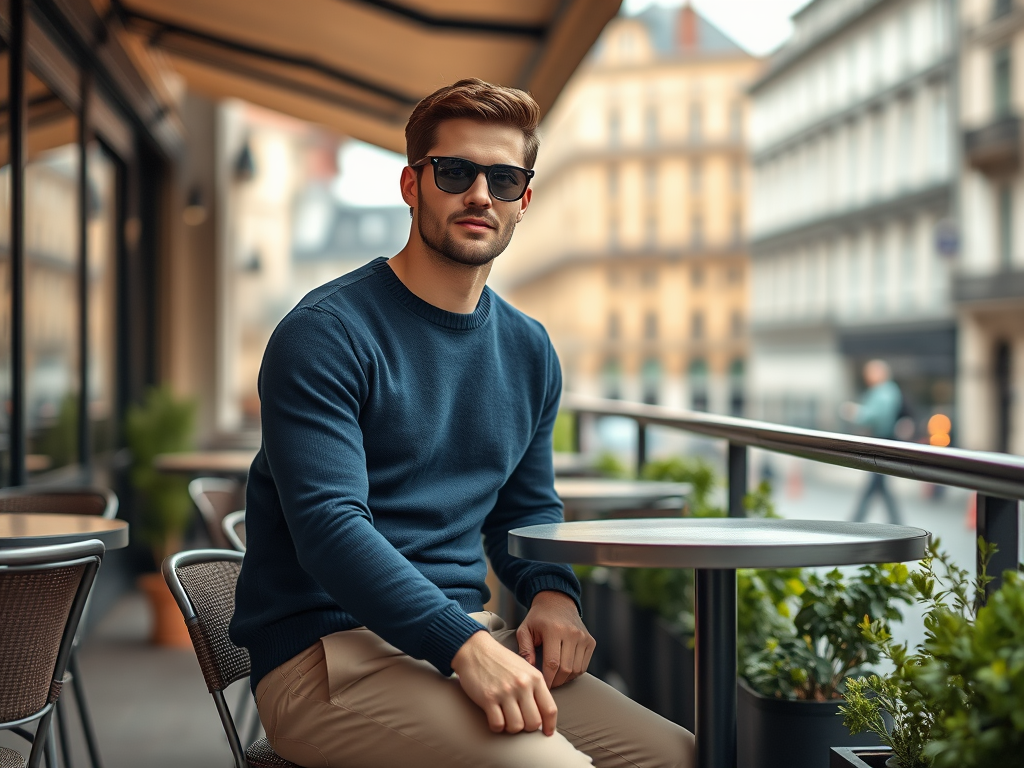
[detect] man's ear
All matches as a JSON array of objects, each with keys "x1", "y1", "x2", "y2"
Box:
[
  {"x1": 400, "y1": 165, "x2": 419, "y2": 210},
  {"x1": 516, "y1": 186, "x2": 533, "y2": 223}
]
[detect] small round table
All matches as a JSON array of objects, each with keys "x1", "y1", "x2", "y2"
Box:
[
  {"x1": 554, "y1": 478, "x2": 690, "y2": 519},
  {"x1": 0, "y1": 513, "x2": 129, "y2": 550},
  {"x1": 509, "y1": 518, "x2": 929, "y2": 768}
]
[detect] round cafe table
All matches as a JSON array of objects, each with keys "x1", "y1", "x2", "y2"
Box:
[
  {"x1": 0, "y1": 513, "x2": 129, "y2": 550},
  {"x1": 509, "y1": 518, "x2": 929, "y2": 768}
]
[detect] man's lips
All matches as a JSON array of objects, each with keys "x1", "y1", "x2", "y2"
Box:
[{"x1": 454, "y1": 218, "x2": 496, "y2": 232}]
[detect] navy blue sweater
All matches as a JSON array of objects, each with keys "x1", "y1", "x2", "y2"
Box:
[{"x1": 230, "y1": 257, "x2": 580, "y2": 688}]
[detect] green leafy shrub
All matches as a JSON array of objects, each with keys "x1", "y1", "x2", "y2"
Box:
[
  {"x1": 840, "y1": 539, "x2": 1024, "y2": 768},
  {"x1": 125, "y1": 386, "x2": 197, "y2": 564},
  {"x1": 742, "y1": 563, "x2": 914, "y2": 700}
]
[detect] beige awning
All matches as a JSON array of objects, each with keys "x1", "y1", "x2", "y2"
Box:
[{"x1": 99, "y1": 0, "x2": 620, "y2": 152}]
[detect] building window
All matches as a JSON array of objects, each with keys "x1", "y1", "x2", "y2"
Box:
[
  {"x1": 641, "y1": 358, "x2": 661, "y2": 405},
  {"x1": 641, "y1": 267, "x2": 658, "y2": 287},
  {"x1": 608, "y1": 164, "x2": 619, "y2": 198},
  {"x1": 645, "y1": 106, "x2": 659, "y2": 146},
  {"x1": 602, "y1": 357, "x2": 622, "y2": 400},
  {"x1": 645, "y1": 163, "x2": 658, "y2": 198},
  {"x1": 608, "y1": 312, "x2": 620, "y2": 340},
  {"x1": 608, "y1": 217, "x2": 619, "y2": 251},
  {"x1": 689, "y1": 359, "x2": 709, "y2": 412},
  {"x1": 994, "y1": 46, "x2": 1012, "y2": 118},
  {"x1": 931, "y1": 88, "x2": 949, "y2": 178},
  {"x1": 731, "y1": 160, "x2": 742, "y2": 192},
  {"x1": 692, "y1": 310, "x2": 705, "y2": 340},
  {"x1": 689, "y1": 103, "x2": 703, "y2": 143},
  {"x1": 646, "y1": 212, "x2": 658, "y2": 248},
  {"x1": 691, "y1": 213, "x2": 704, "y2": 248},
  {"x1": 609, "y1": 109, "x2": 621, "y2": 147},
  {"x1": 731, "y1": 211, "x2": 743, "y2": 245},
  {"x1": 726, "y1": 265, "x2": 742, "y2": 285},
  {"x1": 608, "y1": 267, "x2": 622, "y2": 287},
  {"x1": 692, "y1": 265, "x2": 705, "y2": 287},
  {"x1": 999, "y1": 186, "x2": 1014, "y2": 268},
  {"x1": 898, "y1": 100, "x2": 914, "y2": 189},
  {"x1": 729, "y1": 101, "x2": 743, "y2": 141},
  {"x1": 690, "y1": 160, "x2": 702, "y2": 193},
  {"x1": 644, "y1": 311, "x2": 658, "y2": 340},
  {"x1": 874, "y1": 235, "x2": 887, "y2": 312},
  {"x1": 730, "y1": 310, "x2": 744, "y2": 338},
  {"x1": 901, "y1": 226, "x2": 916, "y2": 310}
]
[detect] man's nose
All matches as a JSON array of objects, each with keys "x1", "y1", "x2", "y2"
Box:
[{"x1": 463, "y1": 171, "x2": 492, "y2": 207}]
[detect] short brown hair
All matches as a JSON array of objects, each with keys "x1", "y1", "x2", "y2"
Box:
[{"x1": 405, "y1": 78, "x2": 541, "y2": 169}]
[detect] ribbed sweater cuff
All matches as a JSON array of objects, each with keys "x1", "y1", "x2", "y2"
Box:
[
  {"x1": 420, "y1": 604, "x2": 488, "y2": 676},
  {"x1": 523, "y1": 573, "x2": 582, "y2": 616}
]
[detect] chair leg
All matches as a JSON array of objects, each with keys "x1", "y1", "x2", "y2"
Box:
[
  {"x1": 26, "y1": 710, "x2": 55, "y2": 768},
  {"x1": 54, "y1": 698, "x2": 73, "y2": 768},
  {"x1": 67, "y1": 654, "x2": 103, "y2": 768}
]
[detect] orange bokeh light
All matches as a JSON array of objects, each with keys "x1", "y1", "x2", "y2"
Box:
[
  {"x1": 929, "y1": 433, "x2": 951, "y2": 447},
  {"x1": 928, "y1": 414, "x2": 951, "y2": 435}
]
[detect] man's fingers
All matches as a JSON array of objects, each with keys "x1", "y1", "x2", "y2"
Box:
[
  {"x1": 552, "y1": 640, "x2": 576, "y2": 688},
  {"x1": 517, "y1": 626, "x2": 536, "y2": 666},
  {"x1": 581, "y1": 638, "x2": 596, "y2": 676},
  {"x1": 484, "y1": 702, "x2": 505, "y2": 734},
  {"x1": 517, "y1": 689, "x2": 544, "y2": 733},
  {"x1": 542, "y1": 638, "x2": 561, "y2": 689},
  {"x1": 570, "y1": 640, "x2": 588, "y2": 680},
  {"x1": 535, "y1": 680, "x2": 558, "y2": 736},
  {"x1": 500, "y1": 697, "x2": 526, "y2": 734}
]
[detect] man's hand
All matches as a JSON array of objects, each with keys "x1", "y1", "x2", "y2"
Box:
[
  {"x1": 451, "y1": 630, "x2": 557, "y2": 736},
  {"x1": 517, "y1": 590, "x2": 596, "y2": 689}
]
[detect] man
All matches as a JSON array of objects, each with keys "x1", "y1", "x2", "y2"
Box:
[
  {"x1": 841, "y1": 359, "x2": 904, "y2": 524},
  {"x1": 230, "y1": 79, "x2": 693, "y2": 768}
]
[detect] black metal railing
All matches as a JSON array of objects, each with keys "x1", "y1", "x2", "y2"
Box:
[{"x1": 562, "y1": 393, "x2": 1024, "y2": 595}]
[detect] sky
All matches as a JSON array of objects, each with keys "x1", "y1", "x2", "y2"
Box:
[{"x1": 331, "y1": 0, "x2": 813, "y2": 208}]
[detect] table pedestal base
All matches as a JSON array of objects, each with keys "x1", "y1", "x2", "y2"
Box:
[{"x1": 695, "y1": 568, "x2": 736, "y2": 768}]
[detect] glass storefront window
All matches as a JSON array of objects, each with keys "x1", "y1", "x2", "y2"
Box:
[{"x1": 25, "y1": 73, "x2": 79, "y2": 479}]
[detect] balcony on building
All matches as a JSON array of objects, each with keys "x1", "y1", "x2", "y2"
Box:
[{"x1": 963, "y1": 114, "x2": 1021, "y2": 174}]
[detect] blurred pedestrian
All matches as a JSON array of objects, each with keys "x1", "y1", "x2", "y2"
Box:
[{"x1": 840, "y1": 360, "x2": 903, "y2": 524}]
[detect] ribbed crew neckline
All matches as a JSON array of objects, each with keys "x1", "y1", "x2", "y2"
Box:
[{"x1": 371, "y1": 257, "x2": 492, "y2": 331}]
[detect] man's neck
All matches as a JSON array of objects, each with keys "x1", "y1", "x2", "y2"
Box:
[{"x1": 387, "y1": 245, "x2": 492, "y2": 315}]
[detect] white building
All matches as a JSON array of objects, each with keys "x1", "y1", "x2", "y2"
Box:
[
  {"x1": 748, "y1": 0, "x2": 958, "y2": 433},
  {"x1": 956, "y1": 0, "x2": 1024, "y2": 454}
]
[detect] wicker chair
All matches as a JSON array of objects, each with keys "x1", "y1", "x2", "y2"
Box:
[
  {"x1": 189, "y1": 478, "x2": 243, "y2": 550},
  {"x1": 222, "y1": 511, "x2": 246, "y2": 553},
  {"x1": 0, "y1": 487, "x2": 117, "y2": 768},
  {"x1": 162, "y1": 550, "x2": 299, "y2": 768},
  {"x1": 0, "y1": 540, "x2": 105, "y2": 768}
]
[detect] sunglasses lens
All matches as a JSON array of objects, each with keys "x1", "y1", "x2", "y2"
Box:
[
  {"x1": 434, "y1": 158, "x2": 476, "y2": 193},
  {"x1": 488, "y1": 166, "x2": 529, "y2": 201}
]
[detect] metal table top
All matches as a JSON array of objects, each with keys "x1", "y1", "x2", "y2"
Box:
[
  {"x1": 0, "y1": 513, "x2": 130, "y2": 550},
  {"x1": 509, "y1": 518, "x2": 929, "y2": 569}
]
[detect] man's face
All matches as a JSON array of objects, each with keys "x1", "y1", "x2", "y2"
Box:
[{"x1": 402, "y1": 118, "x2": 532, "y2": 268}]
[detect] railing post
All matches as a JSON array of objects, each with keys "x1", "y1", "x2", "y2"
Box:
[
  {"x1": 636, "y1": 421, "x2": 647, "y2": 478},
  {"x1": 727, "y1": 443, "x2": 747, "y2": 518},
  {"x1": 573, "y1": 410, "x2": 583, "y2": 454},
  {"x1": 976, "y1": 494, "x2": 1020, "y2": 600}
]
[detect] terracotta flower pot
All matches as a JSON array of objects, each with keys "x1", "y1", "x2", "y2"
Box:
[{"x1": 138, "y1": 571, "x2": 193, "y2": 648}]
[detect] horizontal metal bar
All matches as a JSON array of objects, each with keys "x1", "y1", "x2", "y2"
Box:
[{"x1": 562, "y1": 394, "x2": 1024, "y2": 500}]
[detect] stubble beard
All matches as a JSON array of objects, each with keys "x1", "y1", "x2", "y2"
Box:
[{"x1": 417, "y1": 203, "x2": 517, "y2": 268}]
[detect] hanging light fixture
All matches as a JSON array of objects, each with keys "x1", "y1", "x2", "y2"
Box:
[{"x1": 234, "y1": 136, "x2": 257, "y2": 182}]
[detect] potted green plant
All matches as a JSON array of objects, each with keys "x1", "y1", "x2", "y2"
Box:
[
  {"x1": 836, "y1": 539, "x2": 1024, "y2": 768},
  {"x1": 737, "y1": 562, "x2": 914, "y2": 768},
  {"x1": 124, "y1": 385, "x2": 197, "y2": 646}
]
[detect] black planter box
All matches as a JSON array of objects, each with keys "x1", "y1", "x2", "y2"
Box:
[
  {"x1": 738, "y1": 679, "x2": 883, "y2": 768},
  {"x1": 829, "y1": 747, "x2": 894, "y2": 767}
]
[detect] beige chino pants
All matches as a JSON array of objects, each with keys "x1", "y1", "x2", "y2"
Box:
[{"x1": 255, "y1": 611, "x2": 694, "y2": 768}]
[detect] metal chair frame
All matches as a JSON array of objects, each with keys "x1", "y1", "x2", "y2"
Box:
[
  {"x1": 222, "y1": 510, "x2": 246, "y2": 553},
  {"x1": 0, "y1": 487, "x2": 117, "y2": 768},
  {"x1": 189, "y1": 478, "x2": 242, "y2": 550},
  {"x1": 163, "y1": 549, "x2": 297, "y2": 768},
  {"x1": 0, "y1": 541, "x2": 104, "y2": 768}
]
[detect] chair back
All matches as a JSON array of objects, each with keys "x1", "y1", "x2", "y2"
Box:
[
  {"x1": 0, "y1": 541, "x2": 104, "y2": 767},
  {"x1": 189, "y1": 478, "x2": 243, "y2": 549},
  {"x1": 222, "y1": 510, "x2": 246, "y2": 552},
  {"x1": 0, "y1": 487, "x2": 117, "y2": 519}
]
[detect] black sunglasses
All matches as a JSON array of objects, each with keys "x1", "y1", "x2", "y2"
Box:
[{"x1": 413, "y1": 156, "x2": 535, "y2": 202}]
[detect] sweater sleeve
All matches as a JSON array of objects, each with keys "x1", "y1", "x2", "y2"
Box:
[
  {"x1": 481, "y1": 340, "x2": 582, "y2": 613},
  {"x1": 260, "y1": 306, "x2": 485, "y2": 676}
]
